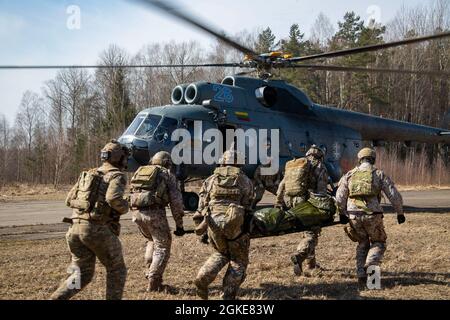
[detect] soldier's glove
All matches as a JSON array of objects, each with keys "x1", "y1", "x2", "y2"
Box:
[
  {"x1": 397, "y1": 214, "x2": 406, "y2": 225},
  {"x1": 339, "y1": 214, "x2": 349, "y2": 225},
  {"x1": 174, "y1": 227, "x2": 185, "y2": 237}
]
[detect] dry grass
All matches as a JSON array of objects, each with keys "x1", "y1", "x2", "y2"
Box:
[
  {"x1": 0, "y1": 184, "x2": 70, "y2": 202},
  {"x1": 0, "y1": 213, "x2": 449, "y2": 300}
]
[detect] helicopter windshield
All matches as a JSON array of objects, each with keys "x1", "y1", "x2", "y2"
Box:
[
  {"x1": 123, "y1": 114, "x2": 147, "y2": 136},
  {"x1": 135, "y1": 114, "x2": 162, "y2": 137}
]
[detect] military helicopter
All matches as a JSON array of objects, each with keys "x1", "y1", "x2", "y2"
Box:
[
  {"x1": 117, "y1": 1, "x2": 450, "y2": 209},
  {"x1": 2, "y1": 0, "x2": 450, "y2": 211}
]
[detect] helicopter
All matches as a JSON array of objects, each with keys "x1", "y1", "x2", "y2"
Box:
[
  {"x1": 116, "y1": 0, "x2": 450, "y2": 210},
  {"x1": 1, "y1": 0, "x2": 450, "y2": 211}
]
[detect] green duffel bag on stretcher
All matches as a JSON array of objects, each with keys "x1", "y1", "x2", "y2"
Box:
[{"x1": 249, "y1": 194, "x2": 337, "y2": 238}]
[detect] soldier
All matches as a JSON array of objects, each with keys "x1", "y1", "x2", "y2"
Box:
[
  {"x1": 336, "y1": 147, "x2": 405, "y2": 289},
  {"x1": 252, "y1": 159, "x2": 282, "y2": 209},
  {"x1": 276, "y1": 145, "x2": 329, "y2": 276},
  {"x1": 130, "y1": 151, "x2": 185, "y2": 292},
  {"x1": 50, "y1": 140, "x2": 130, "y2": 300},
  {"x1": 194, "y1": 150, "x2": 254, "y2": 300}
]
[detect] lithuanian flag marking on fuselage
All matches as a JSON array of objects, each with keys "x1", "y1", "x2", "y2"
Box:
[{"x1": 235, "y1": 111, "x2": 250, "y2": 122}]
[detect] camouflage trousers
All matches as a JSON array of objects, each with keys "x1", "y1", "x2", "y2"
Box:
[
  {"x1": 132, "y1": 209, "x2": 172, "y2": 283},
  {"x1": 50, "y1": 220, "x2": 127, "y2": 300},
  {"x1": 294, "y1": 227, "x2": 321, "y2": 268},
  {"x1": 349, "y1": 213, "x2": 387, "y2": 278},
  {"x1": 196, "y1": 231, "x2": 250, "y2": 300}
]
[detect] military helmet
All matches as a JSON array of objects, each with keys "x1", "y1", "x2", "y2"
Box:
[
  {"x1": 306, "y1": 145, "x2": 325, "y2": 159},
  {"x1": 219, "y1": 149, "x2": 245, "y2": 166},
  {"x1": 151, "y1": 151, "x2": 173, "y2": 168},
  {"x1": 101, "y1": 140, "x2": 129, "y2": 167},
  {"x1": 358, "y1": 147, "x2": 376, "y2": 161}
]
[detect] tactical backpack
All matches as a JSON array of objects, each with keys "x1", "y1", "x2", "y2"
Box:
[
  {"x1": 68, "y1": 169, "x2": 103, "y2": 213},
  {"x1": 207, "y1": 166, "x2": 246, "y2": 240},
  {"x1": 284, "y1": 158, "x2": 313, "y2": 197},
  {"x1": 129, "y1": 165, "x2": 169, "y2": 209},
  {"x1": 348, "y1": 169, "x2": 379, "y2": 198},
  {"x1": 207, "y1": 204, "x2": 246, "y2": 240},
  {"x1": 209, "y1": 166, "x2": 242, "y2": 202}
]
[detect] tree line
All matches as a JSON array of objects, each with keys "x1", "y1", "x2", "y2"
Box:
[{"x1": 0, "y1": 0, "x2": 449, "y2": 187}]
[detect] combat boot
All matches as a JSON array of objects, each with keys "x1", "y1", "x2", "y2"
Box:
[
  {"x1": 304, "y1": 258, "x2": 323, "y2": 276},
  {"x1": 358, "y1": 277, "x2": 368, "y2": 291},
  {"x1": 147, "y1": 277, "x2": 163, "y2": 292},
  {"x1": 194, "y1": 279, "x2": 208, "y2": 300},
  {"x1": 291, "y1": 255, "x2": 303, "y2": 276}
]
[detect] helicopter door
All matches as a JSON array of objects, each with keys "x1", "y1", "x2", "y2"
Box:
[
  {"x1": 218, "y1": 124, "x2": 237, "y2": 153},
  {"x1": 182, "y1": 119, "x2": 217, "y2": 176}
]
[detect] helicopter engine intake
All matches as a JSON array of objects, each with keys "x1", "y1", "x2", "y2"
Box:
[
  {"x1": 171, "y1": 84, "x2": 188, "y2": 105},
  {"x1": 255, "y1": 86, "x2": 277, "y2": 107}
]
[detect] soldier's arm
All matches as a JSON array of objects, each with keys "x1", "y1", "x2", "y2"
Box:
[
  {"x1": 275, "y1": 179, "x2": 286, "y2": 206},
  {"x1": 197, "y1": 177, "x2": 212, "y2": 214},
  {"x1": 65, "y1": 182, "x2": 78, "y2": 207},
  {"x1": 241, "y1": 176, "x2": 255, "y2": 211},
  {"x1": 316, "y1": 166, "x2": 329, "y2": 194},
  {"x1": 335, "y1": 175, "x2": 349, "y2": 216},
  {"x1": 380, "y1": 171, "x2": 404, "y2": 215},
  {"x1": 253, "y1": 167, "x2": 264, "y2": 188},
  {"x1": 105, "y1": 173, "x2": 129, "y2": 215},
  {"x1": 167, "y1": 173, "x2": 184, "y2": 229}
]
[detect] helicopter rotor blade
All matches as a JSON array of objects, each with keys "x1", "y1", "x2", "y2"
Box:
[
  {"x1": 284, "y1": 64, "x2": 450, "y2": 77},
  {"x1": 132, "y1": 0, "x2": 259, "y2": 58},
  {"x1": 234, "y1": 70, "x2": 256, "y2": 76},
  {"x1": 0, "y1": 63, "x2": 241, "y2": 70},
  {"x1": 288, "y1": 31, "x2": 450, "y2": 63}
]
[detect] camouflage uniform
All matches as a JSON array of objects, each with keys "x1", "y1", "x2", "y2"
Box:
[
  {"x1": 131, "y1": 166, "x2": 184, "y2": 289},
  {"x1": 194, "y1": 159, "x2": 254, "y2": 300},
  {"x1": 276, "y1": 149, "x2": 329, "y2": 273},
  {"x1": 252, "y1": 163, "x2": 281, "y2": 208},
  {"x1": 51, "y1": 154, "x2": 129, "y2": 300},
  {"x1": 336, "y1": 161, "x2": 404, "y2": 279}
]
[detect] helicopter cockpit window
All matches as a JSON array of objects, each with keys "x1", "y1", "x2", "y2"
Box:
[
  {"x1": 153, "y1": 117, "x2": 179, "y2": 142},
  {"x1": 135, "y1": 114, "x2": 162, "y2": 137},
  {"x1": 124, "y1": 114, "x2": 147, "y2": 136}
]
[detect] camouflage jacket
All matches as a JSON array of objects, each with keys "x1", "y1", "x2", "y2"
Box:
[
  {"x1": 68, "y1": 162, "x2": 129, "y2": 221},
  {"x1": 276, "y1": 159, "x2": 329, "y2": 205},
  {"x1": 198, "y1": 166, "x2": 254, "y2": 214},
  {"x1": 158, "y1": 167, "x2": 185, "y2": 228},
  {"x1": 336, "y1": 162, "x2": 403, "y2": 216},
  {"x1": 308, "y1": 159, "x2": 329, "y2": 194}
]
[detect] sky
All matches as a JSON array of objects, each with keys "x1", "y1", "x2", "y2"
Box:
[{"x1": 0, "y1": 0, "x2": 426, "y2": 124}]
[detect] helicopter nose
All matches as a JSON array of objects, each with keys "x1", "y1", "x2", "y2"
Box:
[{"x1": 118, "y1": 135, "x2": 152, "y2": 170}]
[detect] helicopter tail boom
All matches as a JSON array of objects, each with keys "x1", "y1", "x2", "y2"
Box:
[{"x1": 316, "y1": 105, "x2": 450, "y2": 145}]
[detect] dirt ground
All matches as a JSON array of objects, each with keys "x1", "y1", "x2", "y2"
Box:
[
  {"x1": 1, "y1": 183, "x2": 449, "y2": 203},
  {"x1": 0, "y1": 213, "x2": 448, "y2": 300}
]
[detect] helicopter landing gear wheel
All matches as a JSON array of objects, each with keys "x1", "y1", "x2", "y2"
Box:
[{"x1": 182, "y1": 192, "x2": 199, "y2": 212}]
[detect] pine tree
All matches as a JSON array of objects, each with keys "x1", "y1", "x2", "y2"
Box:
[{"x1": 256, "y1": 27, "x2": 277, "y2": 53}]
